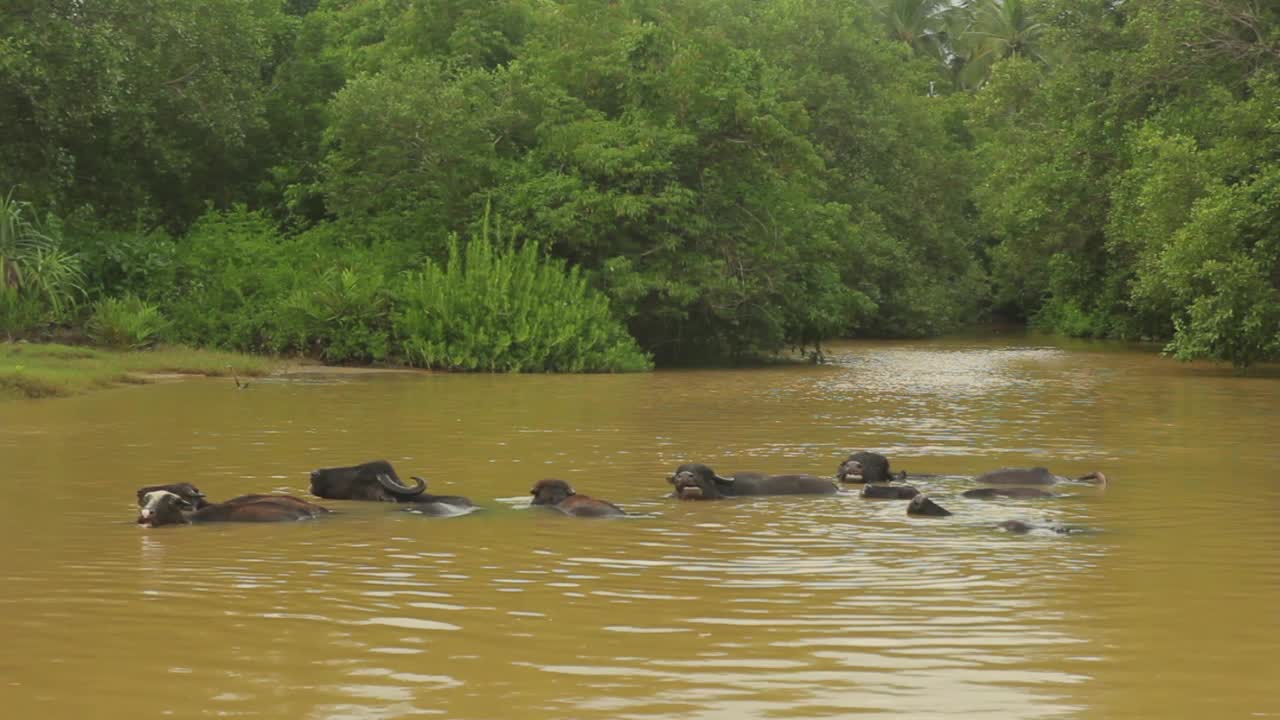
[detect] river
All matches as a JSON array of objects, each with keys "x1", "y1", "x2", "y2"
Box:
[{"x1": 1, "y1": 335, "x2": 1277, "y2": 719}]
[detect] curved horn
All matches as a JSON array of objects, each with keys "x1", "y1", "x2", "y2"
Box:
[
  {"x1": 1078, "y1": 471, "x2": 1108, "y2": 486},
  {"x1": 376, "y1": 473, "x2": 426, "y2": 497},
  {"x1": 713, "y1": 474, "x2": 734, "y2": 484}
]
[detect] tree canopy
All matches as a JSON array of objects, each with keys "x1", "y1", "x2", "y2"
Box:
[{"x1": 2, "y1": 0, "x2": 1277, "y2": 370}]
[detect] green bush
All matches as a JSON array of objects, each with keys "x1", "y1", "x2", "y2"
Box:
[
  {"x1": 1165, "y1": 257, "x2": 1280, "y2": 372},
  {"x1": 393, "y1": 217, "x2": 651, "y2": 373},
  {"x1": 277, "y1": 268, "x2": 391, "y2": 363},
  {"x1": 60, "y1": 216, "x2": 178, "y2": 303},
  {"x1": 163, "y1": 206, "x2": 298, "y2": 351},
  {"x1": 86, "y1": 295, "x2": 169, "y2": 349}
]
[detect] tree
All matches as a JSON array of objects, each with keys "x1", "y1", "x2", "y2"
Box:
[
  {"x1": 871, "y1": 0, "x2": 953, "y2": 58},
  {"x1": 0, "y1": 0, "x2": 289, "y2": 228}
]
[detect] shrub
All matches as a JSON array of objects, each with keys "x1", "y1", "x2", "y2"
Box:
[
  {"x1": 163, "y1": 206, "x2": 297, "y2": 350},
  {"x1": 393, "y1": 214, "x2": 651, "y2": 373},
  {"x1": 1165, "y1": 257, "x2": 1280, "y2": 372},
  {"x1": 60, "y1": 216, "x2": 178, "y2": 303},
  {"x1": 0, "y1": 189, "x2": 86, "y2": 325},
  {"x1": 18, "y1": 245, "x2": 86, "y2": 319},
  {"x1": 277, "y1": 268, "x2": 391, "y2": 363},
  {"x1": 86, "y1": 295, "x2": 169, "y2": 349}
]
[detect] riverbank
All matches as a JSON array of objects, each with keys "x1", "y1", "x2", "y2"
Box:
[{"x1": 0, "y1": 342, "x2": 281, "y2": 401}]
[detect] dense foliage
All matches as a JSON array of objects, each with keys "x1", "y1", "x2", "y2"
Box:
[
  {"x1": 967, "y1": 0, "x2": 1280, "y2": 369},
  {"x1": 2, "y1": 0, "x2": 1277, "y2": 370}
]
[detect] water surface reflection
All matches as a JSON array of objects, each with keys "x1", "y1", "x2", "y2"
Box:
[{"x1": 1, "y1": 336, "x2": 1277, "y2": 719}]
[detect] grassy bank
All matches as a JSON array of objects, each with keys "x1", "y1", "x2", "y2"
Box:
[{"x1": 0, "y1": 342, "x2": 278, "y2": 400}]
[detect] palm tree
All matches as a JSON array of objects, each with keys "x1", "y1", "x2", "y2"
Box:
[
  {"x1": 953, "y1": 0, "x2": 1049, "y2": 87},
  {"x1": 872, "y1": 0, "x2": 954, "y2": 59}
]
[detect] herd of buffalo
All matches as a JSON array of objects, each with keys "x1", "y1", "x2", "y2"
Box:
[{"x1": 134, "y1": 452, "x2": 1107, "y2": 535}]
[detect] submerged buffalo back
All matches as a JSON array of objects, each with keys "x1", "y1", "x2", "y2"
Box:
[
  {"x1": 192, "y1": 495, "x2": 328, "y2": 523},
  {"x1": 962, "y1": 487, "x2": 1056, "y2": 499},
  {"x1": 411, "y1": 494, "x2": 474, "y2": 509},
  {"x1": 530, "y1": 478, "x2": 623, "y2": 516},
  {"x1": 557, "y1": 495, "x2": 627, "y2": 517},
  {"x1": 861, "y1": 484, "x2": 920, "y2": 500},
  {"x1": 971, "y1": 467, "x2": 1060, "y2": 485},
  {"x1": 221, "y1": 494, "x2": 332, "y2": 513},
  {"x1": 729, "y1": 473, "x2": 838, "y2": 496}
]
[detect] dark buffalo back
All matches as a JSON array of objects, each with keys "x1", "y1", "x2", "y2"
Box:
[
  {"x1": 193, "y1": 495, "x2": 329, "y2": 523},
  {"x1": 728, "y1": 473, "x2": 838, "y2": 496},
  {"x1": 971, "y1": 467, "x2": 1061, "y2": 485},
  {"x1": 556, "y1": 495, "x2": 627, "y2": 517}
]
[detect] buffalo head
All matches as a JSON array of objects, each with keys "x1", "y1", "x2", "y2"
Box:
[
  {"x1": 667, "y1": 463, "x2": 734, "y2": 500},
  {"x1": 308, "y1": 460, "x2": 426, "y2": 502},
  {"x1": 136, "y1": 483, "x2": 209, "y2": 510},
  {"x1": 836, "y1": 451, "x2": 897, "y2": 484},
  {"x1": 138, "y1": 490, "x2": 195, "y2": 527},
  {"x1": 530, "y1": 479, "x2": 576, "y2": 506}
]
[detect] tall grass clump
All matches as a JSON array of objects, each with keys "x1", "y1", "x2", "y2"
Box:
[
  {"x1": 86, "y1": 295, "x2": 169, "y2": 349},
  {"x1": 0, "y1": 287, "x2": 43, "y2": 339},
  {"x1": 0, "y1": 189, "x2": 86, "y2": 335},
  {"x1": 393, "y1": 216, "x2": 651, "y2": 373}
]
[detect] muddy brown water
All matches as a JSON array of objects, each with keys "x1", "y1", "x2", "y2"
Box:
[{"x1": 1, "y1": 335, "x2": 1277, "y2": 719}]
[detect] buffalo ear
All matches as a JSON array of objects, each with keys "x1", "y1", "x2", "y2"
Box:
[{"x1": 177, "y1": 498, "x2": 194, "y2": 510}]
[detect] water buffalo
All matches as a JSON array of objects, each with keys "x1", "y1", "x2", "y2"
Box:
[
  {"x1": 996, "y1": 520, "x2": 1085, "y2": 535},
  {"x1": 962, "y1": 487, "x2": 1057, "y2": 500},
  {"x1": 137, "y1": 490, "x2": 330, "y2": 528},
  {"x1": 972, "y1": 467, "x2": 1107, "y2": 486},
  {"x1": 907, "y1": 495, "x2": 951, "y2": 517},
  {"x1": 529, "y1": 479, "x2": 626, "y2": 517},
  {"x1": 309, "y1": 460, "x2": 475, "y2": 514},
  {"x1": 668, "y1": 463, "x2": 838, "y2": 500},
  {"x1": 309, "y1": 460, "x2": 426, "y2": 501},
  {"x1": 861, "y1": 484, "x2": 920, "y2": 500},
  {"x1": 836, "y1": 451, "x2": 907, "y2": 484}
]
